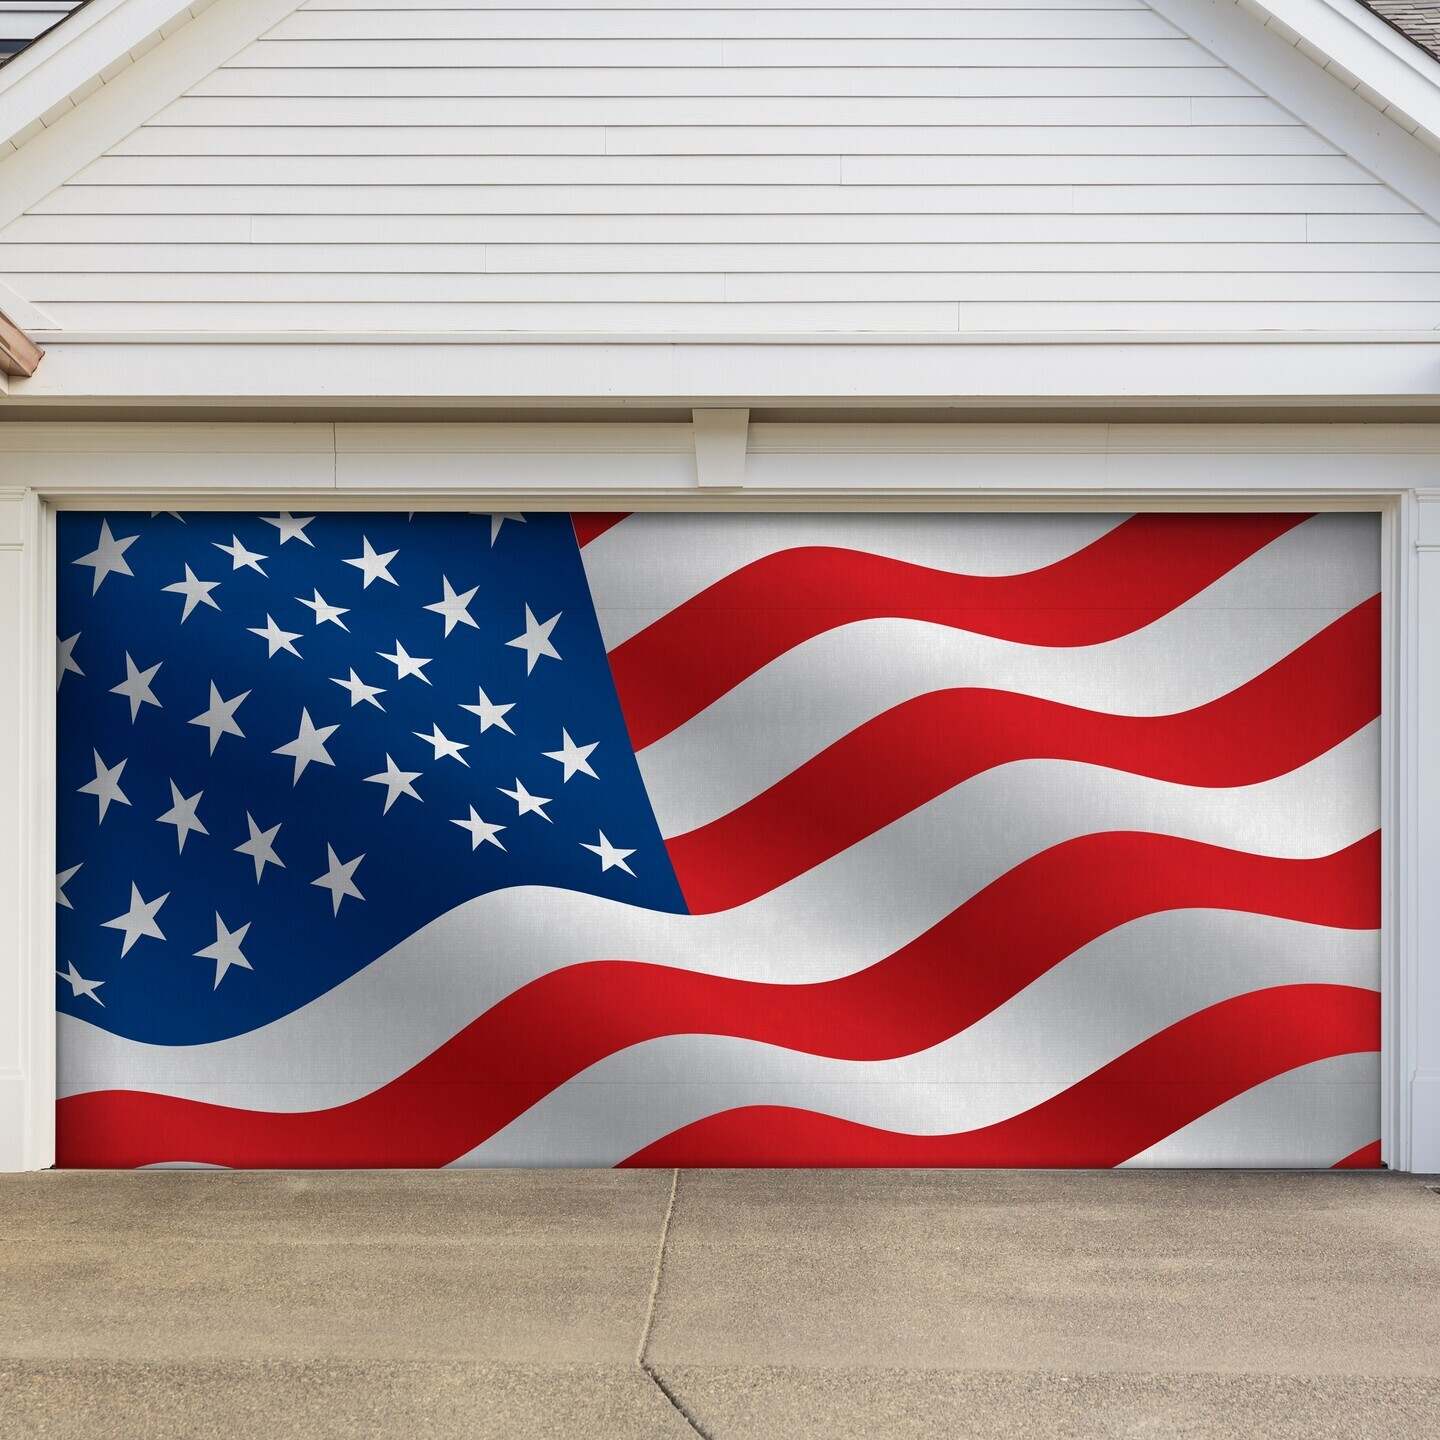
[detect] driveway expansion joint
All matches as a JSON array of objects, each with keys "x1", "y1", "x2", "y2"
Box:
[{"x1": 636, "y1": 1169, "x2": 711, "y2": 1439}]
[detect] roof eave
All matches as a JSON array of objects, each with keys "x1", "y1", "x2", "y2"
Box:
[
  {"x1": 1357, "y1": 2, "x2": 1440, "y2": 63},
  {"x1": 0, "y1": 0, "x2": 202, "y2": 154},
  {"x1": 0, "y1": 308, "x2": 44, "y2": 377},
  {"x1": 7, "y1": 331, "x2": 1440, "y2": 410},
  {"x1": 1231, "y1": 0, "x2": 1440, "y2": 144}
]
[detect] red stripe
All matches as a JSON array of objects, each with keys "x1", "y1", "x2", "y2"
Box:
[
  {"x1": 669, "y1": 597, "x2": 1379, "y2": 913},
  {"x1": 610, "y1": 513, "x2": 1308, "y2": 751},
  {"x1": 572, "y1": 513, "x2": 630, "y2": 547},
  {"x1": 1332, "y1": 1139, "x2": 1382, "y2": 1169},
  {"x1": 56, "y1": 833, "x2": 1377, "y2": 1169},
  {"x1": 620, "y1": 985, "x2": 1380, "y2": 1168}
]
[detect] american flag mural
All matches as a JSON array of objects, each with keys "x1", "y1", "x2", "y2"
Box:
[{"x1": 55, "y1": 509, "x2": 1381, "y2": 1169}]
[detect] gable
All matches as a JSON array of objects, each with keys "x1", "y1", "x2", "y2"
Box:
[{"x1": 3, "y1": 0, "x2": 1440, "y2": 334}]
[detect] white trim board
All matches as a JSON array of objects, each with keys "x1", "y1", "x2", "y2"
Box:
[
  {"x1": 9, "y1": 336, "x2": 1440, "y2": 408},
  {"x1": 3, "y1": 419, "x2": 1439, "y2": 497}
]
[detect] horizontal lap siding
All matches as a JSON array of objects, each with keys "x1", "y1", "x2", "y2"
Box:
[{"x1": 5, "y1": 1, "x2": 1436, "y2": 332}]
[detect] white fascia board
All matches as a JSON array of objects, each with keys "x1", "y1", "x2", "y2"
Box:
[
  {"x1": 1251, "y1": 0, "x2": 1440, "y2": 134},
  {"x1": 0, "y1": 0, "x2": 196, "y2": 150},
  {"x1": 1149, "y1": 0, "x2": 1440, "y2": 221},
  {"x1": 6, "y1": 334, "x2": 1440, "y2": 406}
]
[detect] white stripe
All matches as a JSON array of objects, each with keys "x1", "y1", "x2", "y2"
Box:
[
  {"x1": 1120, "y1": 1052, "x2": 1379, "y2": 1168},
  {"x1": 59, "y1": 726, "x2": 1378, "y2": 1112},
  {"x1": 638, "y1": 513, "x2": 1378, "y2": 837},
  {"x1": 453, "y1": 913, "x2": 1377, "y2": 1167},
  {"x1": 584, "y1": 512, "x2": 1129, "y2": 651}
]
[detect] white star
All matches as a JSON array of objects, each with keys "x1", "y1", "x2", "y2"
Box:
[
  {"x1": 189, "y1": 682, "x2": 248, "y2": 754},
  {"x1": 213, "y1": 534, "x2": 268, "y2": 576},
  {"x1": 459, "y1": 686, "x2": 515, "y2": 735},
  {"x1": 72, "y1": 520, "x2": 137, "y2": 594},
  {"x1": 581, "y1": 830, "x2": 637, "y2": 877},
  {"x1": 262, "y1": 512, "x2": 315, "y2": 547},
  {"x1": 452, "y1": 806, "x2": 506, "y2": 852},
  {"x1": 544, "y1": 729, "x2": 599, "y2": 782},
  {"x1": 498, "y1": 777, "x2": 552, "y2": 822},
  {"x1": 156, "y1": 779, "x2": 208, "y2": 853},
  {"x1": 78, "y1": 749, "x2": 129, "y2": 823},
  {"x1": 424, "y1": 575, "x2": 479, "y2": 637},
  {"x1": 57, "y1": 632, "x2": 83, "y2": 689},
  {"x1": 235, "y1": 812, "x2": 284, "y2": 882},
  {"x1": 57, "y1": 960, "x2": 104, "y2": 1006},
  {"x1": 56, "y1": 863, "x2": 81, "y2": 909},
  {"x1": 413, "y1": 723, "x2": 469, "y2": 767},
  {"x1": 365, "y1": 754, "x2": 423, "y2": 813},
  {"x1": 312, "y1": 845, "x2": 365, "y2": 915},
  {"x1": 488, "y1": 513, "x2": 525, "y2": 546},
  {"x1": 344, "y1": 536, "x2": 398, "y2": 588},
  {"x1": 331, "y1": 668, "x2": 386, "y2": 710},
  {"x1": 297, "y1": 589, "x2": 350, "y2": 631},
  {"x1": 150, "y1": 511, "x2": 185, "y2": 523},
  {"x1": 194, "y1": 912, "x2": 253, "y2": 989},
  {"x1": 163, "y1": 565, "x2": 221, "y2": 622},
  {"x1": 102, "y1": 882, "x2": 168, "y2": 956},
  {"x1": 377, "y1": 639, "x2": 432, "y2": 684},
  {"x1": 507, "y1": 605, "x2": 562, "y2": 674},
  {"x1": 110, "y1": 652, "x2": 162, "y2": 722},
  {"x1": 248, "y1": 613, "x2": 303, "y2": 659},
  {"x1": 273, "y1": 708, "x2": 339, "y2": 785}
]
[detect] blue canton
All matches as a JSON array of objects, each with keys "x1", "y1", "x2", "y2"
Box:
[{"x1": 55, "y1": 510, "x2": 686, "y2": 1045}]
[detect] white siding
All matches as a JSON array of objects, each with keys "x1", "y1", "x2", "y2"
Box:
[{"x1": 3, "y1": 0, "x2": 1438, "y2": 332}]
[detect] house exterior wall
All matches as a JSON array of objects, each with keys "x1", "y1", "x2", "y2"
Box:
[
  {"x1": 2, "y1": 0, "x2": 1440, "y2": 335},
  {"x1": 1, "y1": 4, "x2": 1440, "y2": 1171}
]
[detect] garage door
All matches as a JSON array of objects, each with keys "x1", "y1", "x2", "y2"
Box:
[{"x1": 54, "y1": 509, "x2": 1380, "y2": 1168}]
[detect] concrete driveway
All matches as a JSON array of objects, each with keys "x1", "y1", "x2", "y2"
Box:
[{"x1": 2, "y1": 1170, "x2": 1438, "y2": 1438}]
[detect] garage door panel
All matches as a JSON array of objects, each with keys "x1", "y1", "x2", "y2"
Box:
[{"x1": 54, "y1": 508, "x2": 1380, "y2": 1169}]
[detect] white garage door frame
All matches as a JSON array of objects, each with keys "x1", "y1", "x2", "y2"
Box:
[{"x1": 2, "y1": 418, "x2": 1437, "y2": 1172}]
